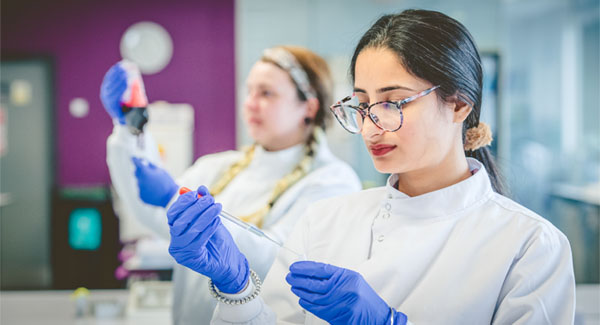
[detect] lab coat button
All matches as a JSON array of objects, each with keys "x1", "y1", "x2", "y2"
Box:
[
  {"x1": 388, "y1": 194, "x2": 393, "y2": 199},
  {"x1": 377, "y1": 235, "x2": 385, "y2": 242},
  {"x1": 383, "y1": 213, "x2": 390, "y2": 219},
  {"x1": 385, "y1": 203, "x2": 391, "y2": 211}
]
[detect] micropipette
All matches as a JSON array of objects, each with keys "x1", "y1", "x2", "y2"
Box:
[{"x1": 179, "y1": 187, "x2": 303, "y2": 258}]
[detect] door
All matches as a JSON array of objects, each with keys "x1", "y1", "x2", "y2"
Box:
[{"x1": 0, "y1": 59, "x2": 54, "y2": 289}]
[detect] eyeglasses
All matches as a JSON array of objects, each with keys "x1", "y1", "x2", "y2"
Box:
[{"x1": 329, "y1": 85, "x2": 440, "y2": 134}]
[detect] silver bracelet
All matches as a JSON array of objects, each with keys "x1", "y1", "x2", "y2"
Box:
[
  {"x1": 390, "y1": 307, "x2": 395, "y2": 325},
  {"x1": 208, "y1": 269, "x2": 262, "y2": 305}
]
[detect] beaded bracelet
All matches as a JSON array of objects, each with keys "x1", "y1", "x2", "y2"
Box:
[{"x1": 208, "y1": 269, "x2": 262, "y2": 305}]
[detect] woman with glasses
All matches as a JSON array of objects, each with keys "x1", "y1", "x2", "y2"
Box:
[
  {"x1": 100, "y1": 46, "x2": 361, "y2": 324},
  {"x1": 166, "y1": 9, "x2": 575, "y2": 325}
]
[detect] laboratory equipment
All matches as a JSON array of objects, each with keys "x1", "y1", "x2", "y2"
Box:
[
  {"x1": 119, "y1": 60, "x2": 149, "y2": 148},
  {"x1": 71, "y1": 287, "x2": 90, "y2": 318},
  {"x1": 179, "y1": 187, "x2": 303, "y2": 258}
]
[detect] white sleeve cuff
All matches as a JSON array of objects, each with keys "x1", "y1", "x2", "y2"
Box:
[
  {"x1": 112, "y1": 123, "x2": 135, "y2": 141},
  {"x1": 214, "y1": 280, "x2": 264, "y2": 322}
]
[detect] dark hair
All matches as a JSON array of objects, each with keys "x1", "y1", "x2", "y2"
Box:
[{"x1": 350, "y1": 9, "x2": 506, "y2": 194}]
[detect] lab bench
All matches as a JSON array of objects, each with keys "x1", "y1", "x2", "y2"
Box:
[{"x1": 0, "y1": 287, "x2": 171, "y2": 325}]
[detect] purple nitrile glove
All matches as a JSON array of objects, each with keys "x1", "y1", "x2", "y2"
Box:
[
  {"x1": 286, "y1": 261, "x2": 408, "y2": 325},
  {"x1": 100, "y1": 63, "x2": 128, "y2": 124},
  {"x1": 167, "y1": 186, "x2": 250, "y2": 294},
  {"x1": 131, "y1": 157, "x2": 178, "y2": 208}
]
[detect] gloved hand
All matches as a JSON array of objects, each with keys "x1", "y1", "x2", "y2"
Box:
[
  {"x1": 286, "y1": 261, "x2": 408, "y2": 325},
  {"x1": 100, "y1": 63, "x2": 128, "y2": 124},
  {"x1": 132, "y1": 157, "x2": 178, "y2": 208},
  {"x1": 167, "y1": 186, "x2": 250, "y2": 294}
]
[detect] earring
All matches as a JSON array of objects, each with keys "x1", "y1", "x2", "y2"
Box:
[{"x1": 304, "y1": 117, "x2": 312, "y2": 125}]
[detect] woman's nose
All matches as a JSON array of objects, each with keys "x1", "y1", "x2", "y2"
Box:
[
  {"x1": 361, "y1": 114, "x2": 384, "y2": 139},
  {"x1": 244, "y1": 93, "x2": 259, "y2": 111}
]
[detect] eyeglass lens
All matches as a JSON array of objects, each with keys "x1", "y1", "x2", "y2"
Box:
[{"x1": 333, "y1": 100, "x2": 402, "y2": 133}]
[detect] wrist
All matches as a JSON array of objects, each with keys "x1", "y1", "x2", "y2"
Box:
[
  {"x1": 382, "y1": 307, "x2": 408, "y2": 325},
  {"x1": 234, "y1": 277, "x2": 250, "y2": 294},
  {"x1": 159, "y1": 181, "x2": 179, "y2": 208},
  {"x1": 392, "y1": 309, "x2": 408, "y2": 325},
  {"x1": 209, "y1": 268, "x2": 261, "y2": 304},
  {"x1": 386, "y1": 307, "x2": 393, "y2": 325},
  {"x1": 214, "y1": 258, "x2": 250, "y2": 294},
  {"x1": 112, "y1": 114, "x2": 126, "y2": 125}
]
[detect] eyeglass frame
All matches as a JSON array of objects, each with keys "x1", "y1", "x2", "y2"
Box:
[{"x1": 330, "y1": 85, "x2": 440, "y2": 134}]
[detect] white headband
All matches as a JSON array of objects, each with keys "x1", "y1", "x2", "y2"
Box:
[{"x1": 262, "y1": 47, "x2": 317, "y2": 100}]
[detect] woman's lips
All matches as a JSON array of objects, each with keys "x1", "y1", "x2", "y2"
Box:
[
  {"x1": 247, "y1": 117, "x2": 262, "y2": 125},
  {"x1": 369, "y1": 144, "x2": 397, "y2": 157}
]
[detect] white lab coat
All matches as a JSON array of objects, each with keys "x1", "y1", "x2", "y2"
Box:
[
  {"x1": 211, "y1": 158, "x2": 575, "y2": 325},
  {"x1": 106, "y1": 124, "x2": 362, "y2": 325}
]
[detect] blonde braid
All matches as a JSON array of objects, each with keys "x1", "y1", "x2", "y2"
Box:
[
  {"x1": 210, "y1": 128, "x2": 322, "y2": 228},
  {"x1": 240, "y1": 143, "x2": 315, "y2": 227},
  {"x1": 210, "y1": 144, "x2": 256, "y2": 197}
]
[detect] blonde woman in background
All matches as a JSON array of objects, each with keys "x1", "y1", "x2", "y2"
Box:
[{"x1": 100, "y1": 46, "x2": 361, "y2": 324}]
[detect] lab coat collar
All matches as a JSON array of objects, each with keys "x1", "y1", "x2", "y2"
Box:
[
  {"x1": 384, "y1": 158, "x2": 493, "y2": 220},
  {"x1": 251, "y1": 142, "x2": 306, "y2": 172}
]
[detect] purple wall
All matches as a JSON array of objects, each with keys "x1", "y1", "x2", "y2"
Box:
[{"x1": 2, "y1": 0, "x2": 236, "y2": 186}]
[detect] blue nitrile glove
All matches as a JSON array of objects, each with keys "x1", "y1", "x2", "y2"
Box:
[
  {"x1": 167, "y1": 186, "x2": 250, "y2": 294},
  {"x1": 286, "y1": 261, "x2": 408, "y2": 325},
  {"x1": 132, "y1": 157, "x2": 178, "y2": 208},
  {"x1": 100, "y1": 63, "x2": 127, "y2": 124}
]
